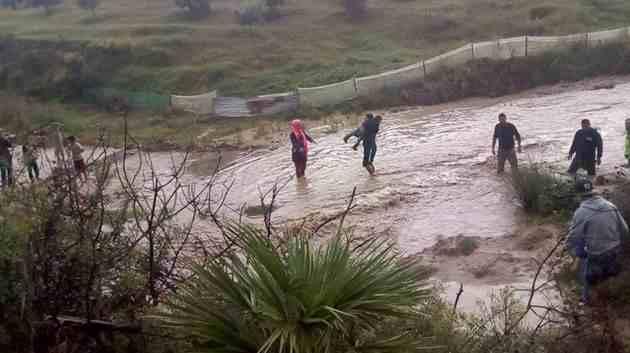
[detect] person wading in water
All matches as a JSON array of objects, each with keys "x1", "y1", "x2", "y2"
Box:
[
  {"x1": 568, "y1": 119, "x2": 603, "y2": 177},
  {"x1": 492, "y1": 113, "x2": 522, "y2": 174},
  {"x1": 362, "y1": 115, "x2": 381, "y2": 175},
  {"x1": 290, "y1": 119, "x2": 315, "y2": 179}
]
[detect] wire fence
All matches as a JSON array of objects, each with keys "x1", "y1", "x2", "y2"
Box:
[{"x1": 88, "y1": 26, "x2": 630, "y2": 117}]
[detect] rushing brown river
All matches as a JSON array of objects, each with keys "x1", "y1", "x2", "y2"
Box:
[
  {"x1": 18, "y1": 77, "x2": 629, "y2": 313},
  {"x1": 192, "y1": 79, "x2": 628, "y2": 253}
]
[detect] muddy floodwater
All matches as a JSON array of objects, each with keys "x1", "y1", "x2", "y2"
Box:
[
  {"x1": 192, "y1": 79, "x2": 628, "y2": 250},
  {"x1": 19, "y1": 78, "x2": 623, "y2": 314}
]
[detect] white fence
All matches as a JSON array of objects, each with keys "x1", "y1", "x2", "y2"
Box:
[{"x1": 171, "y1": 26, "x2": 630, "y2": 117}]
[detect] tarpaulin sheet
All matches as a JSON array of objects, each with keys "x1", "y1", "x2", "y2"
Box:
[
  {"x1": 214, "y1": 92, "x2": 298, "y2": 117},
  {"x1": 171, "y1": 91, "x2": 217, "y2": 115}
]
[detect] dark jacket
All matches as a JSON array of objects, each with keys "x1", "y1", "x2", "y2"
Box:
[
  {"x1": 493, "y1": 123, "x2": 521, "y2": 150},
  {"x1": 0, "y1": 136, "x2": 11, "y2": 163},
  {"x1": 569, "y1": 127, "x2": 603, "y2": 161},
  {"x1": 362, "y1": 118, "x2": 380, "y2": 145},
  {"x1": 290, "y1": 132, "x2": 314, "y2": 161}
]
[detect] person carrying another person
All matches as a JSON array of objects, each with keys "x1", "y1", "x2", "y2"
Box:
[
  {"x1": 67, "y1": 136, "x2": 87, "y2": 182},
  {"x1": 22, "y1": 144, "x2": 40, "y2": 182},
  {"x1": 568, "y1": 119, "x2": 603, "y2": 177},
  {"x1": 289, "y1": 119, "x2": 315, "y2": 179},
  {"x1": 362, "y1": 115, "x2": 381, "y2": 175},
  {"x1": 0, "y1": 132, "x2": 14, "y2": 187},
  {"x1": 344, "y1": 113, "x2": 372, "y2": 150},
  {"x1": 566, "y1": 178, "x2": 629, "y2": 304},
  {"x1": 491, "y1": 113, "x2": 522, "y2": 174}
]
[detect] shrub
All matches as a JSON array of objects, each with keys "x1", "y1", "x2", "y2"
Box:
[
  {"x1": 265, "y1": 0, "x2": 283, "y2": 10},
  {"x1": 343, "y1": 0, "x2": 367, "y2": 19},
  {"x1": 608, "y1": 182, "x2": 630, "y2": 225},
  {"x1": 237, "y1": 1, "x2": 266, "y2": 25},
  {"x1": 159, "y1": 223, "x2": 433, "y2": 353},
  {"x1": 29, "y1": 0, "x2": 63, "y2": 15},
  {"x1": 458, "y1": 236, "x2": 480, "y2": 256},
  {"x1": 77, "y1": 0, "x2": 100, "y2": 14},
  {"x1": 174, "y1": 0, "x2": 211, "y2": 19},
  {"x1": 509, "y1": 164, "x2": 578, "y2": 214},
  {"x1": 529, "y1": 6, "x2": 557, "y2": 20}
]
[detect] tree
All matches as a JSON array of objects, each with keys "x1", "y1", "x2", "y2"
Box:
[
  {"x1": 174, "y1": 0, "x2": 210, "y2": 19},
  {"x1": 265, "y1": 0, "x2": 283, "y2": 10},
  {"x1": 30, "y1": 0, "x2": 63, "y2": 15},
  {"x1": 1, "y1": 0, "x2": 19, "y2": 10},
  {"x1": 343, "y1": 0, "x2": 367, "y2": 19},
  {"x1": 77, "y1": 0, "x2": 100, "y2": 15}
]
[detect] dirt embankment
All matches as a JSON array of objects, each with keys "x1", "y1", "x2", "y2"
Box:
[
  {"x1": 421, "y1": 169, "x2": 630, "y2": 288},
  {"x1": 421, "y1": 224, "x2": 562, "y2": 286}
]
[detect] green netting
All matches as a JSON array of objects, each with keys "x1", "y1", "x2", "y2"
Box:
[{"x1": 82, "y1": 87, "x2": 170, "y2": 111}]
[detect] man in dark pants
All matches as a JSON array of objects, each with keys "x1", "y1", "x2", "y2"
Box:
[
  {"x1": 492, "y1": 113, "x2": 522, "y2": 174},
  {"x1": 362, "y1": 115, "x2": 381, "y2": 175},
  {"x1": 0, "y1": 133, "x2": 13, "y2": 187},
  {"x1": 568, "y1": 119, "x2": 603, "y2": 176}
]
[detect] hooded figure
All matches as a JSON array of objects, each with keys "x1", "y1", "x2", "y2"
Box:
[
  {"x1": 289, "y1": 119, "x2": 314, "y2": 178},
  {"x1": 566, "y1": 178, "x2": 629, "y2": 303}
]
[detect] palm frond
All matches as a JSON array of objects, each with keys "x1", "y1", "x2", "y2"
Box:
[{"x1": 157, "y1": 223, "x2": 433, "y2": 353}]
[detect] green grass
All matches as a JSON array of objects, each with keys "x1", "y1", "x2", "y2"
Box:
[{"x1": 3, "y1": 0, "x2": 630, "y2": 97}]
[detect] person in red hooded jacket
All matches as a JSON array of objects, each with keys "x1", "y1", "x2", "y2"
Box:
[{"x1": 289, "y1": 119, "x2": 315, "y2": 178}]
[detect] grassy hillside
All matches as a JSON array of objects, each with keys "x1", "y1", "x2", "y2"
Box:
[{"x1": 2, "y1": 0, "x2": 630, "y2": 96}]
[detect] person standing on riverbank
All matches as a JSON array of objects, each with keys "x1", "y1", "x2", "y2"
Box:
[
  {"x1": 290, "y1": 119, "x2": 315, "y2": 179},
  {"x1": 362, "y1": 115, "x2": 381, "y2": 175},
  {"x1": 491, "y1": 113, "x2": 522, "y2": 174},
  {"x1": 624, "y1": 118, "x2": 630, "y2": 167},
  {"x1": 568, "y1": 119, "x2": 603, "y2": 177},
  {"x1": 0, "y1": 132, "x2": 14, "y2": 187},
  {"x1": 567, "y1": 178, "x2": 629, "y2": 304},
  {"x1": 22, "y1": 144, "x2": 40, "y2": 182},
  {"x1": 67, "y1": 136, "x2": 87, "y2": 182}
]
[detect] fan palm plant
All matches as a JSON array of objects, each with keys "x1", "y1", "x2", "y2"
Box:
[{"x1": 158, "y1": 223, "x2": 433, "y2": 353}]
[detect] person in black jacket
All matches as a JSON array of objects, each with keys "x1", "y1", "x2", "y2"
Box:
[
  {"x1": 290, "y1": 119, "x2": 315, "y2": 178},
  {"x1": 492, "y1": 113, "x2": 522, "y2": 174},
  {"x1": 568, "y1": 119, "x2": 603, "y2": 176}
]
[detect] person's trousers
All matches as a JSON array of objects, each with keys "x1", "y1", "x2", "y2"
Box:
[
  {"x1": 568, "y1": 158, "x2": 596, "y2": 176},
  {"x1": 578, "y1": 249, "x2": 621, "y2": 303},
  {"x1": 0, "y1": 160, "x2": 13, "y2": 187},
  {"x1": 363, "y1": 141, "x2": 377, "y2": 167},
  {"x1": 294, "y1": 156, "x2": 307, "y2": 178},
  {"x1": 344, "y1": 128, "x2": 361, "y2": 142},
  {"x1": 26, "y1": 161, "x2": 40, "y2": 181},
  {"x1": 497, "y1": 148, "x2": 517, "y2": 173}
]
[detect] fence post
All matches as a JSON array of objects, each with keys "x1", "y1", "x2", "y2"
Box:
[
  {"x1": 471, "y1": 43, "x2": 475, "y2": 60},
  {"x1": 525, "y1": 35, "x2": 528, "y2": 57},
  {"x1": 422, "y1": 60, "x2": 426, "y2": 76},
  {"x1": 353, "y1": 77, "x2": 358, "y2": 95},
  {"x1": 585, "y1": 32, "x2": 589, "y2": 48}
]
